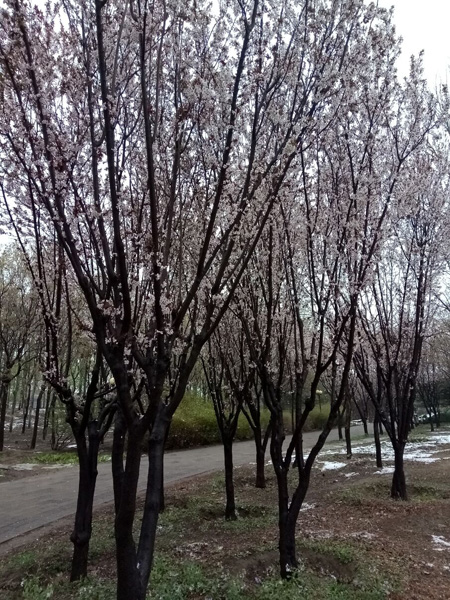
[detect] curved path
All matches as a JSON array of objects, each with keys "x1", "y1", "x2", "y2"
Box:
[{"x1": 0, "y1": 425, "x2": 367, "y2": 550}]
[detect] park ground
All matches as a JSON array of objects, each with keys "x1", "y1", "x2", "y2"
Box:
[{"x1": 1, "y1": 428, "x2": 450, "y2": 599}]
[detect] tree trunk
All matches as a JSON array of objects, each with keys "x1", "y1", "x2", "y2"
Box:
[
  {"x1": 429, "y1": 413, "x2": 435, "y2": 432},
  {"x1": 224, "y1": 438, "x2": 237, "y2": 520},
  {"x1": 51, "y1": 397, "x2": 57, "y2": 449},
  {"x1": 362, "y1": 417, "x2": 368, "y2": 435},
  {"x1": 374, "y1": 414, "x2": 382, "y2": 469},
  {"x1": 270, "y1": 413, "x2": 297, "y2": 578},
  {"x1": 30, "y1": 385, "x2": 45, "y2": 450},
  {"x1": 0, "y1": 379, "x2": 9, "y2": 451},
  {"x1": 70, "y1": 424, "x2": 101, "y2": 581},
  {"x1": 254, "y1": 429, "x2": 266, "y2": 488},
  {"x1": 136, "y1": 417, "x2": 169, "y2": 596},
  {"x1": 279, "y1": 508, "x2": 298, "y2": 579},
  {"x1": 112, "y1": 409, "x2": 126, "y2": 513},
  {"x1": 391, "y1": 443, "x2": 407, "y2": 500},
  {"x1": 114, "y1": 432, "x2": 144, "y2": 600},
  {"x1": 22, "y1": 384, "x2": 31, "y2": 435},
  {"x1": 337, "y1": 409, "x2": 343, "y2": 441},
  {"x1": 8, "y1": 381, "x2": 19, "y2": 433},
  {"x1": 345, "y1": 426, "x2": 352, "y2": 458},
  {"x1": 42, "y1": 389, "x2": 53, "y2": 441}
]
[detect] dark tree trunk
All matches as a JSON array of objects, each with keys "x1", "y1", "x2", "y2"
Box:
[
  {"x1": 114, "y1": 432, "x2": 144, "y2": 600},
  {"x1": 362, "y1": 417, "x2": 368, "y2": 435},
  {"x1": 337, "y1": 409, "x2": 343, "y2": 441},
  {"x1": 374, "y1": 414, "x2": 383, "y2": 469},
  {"x1": 391, "y1": 443, "x2": 407, "y2": 500},
  {"x1": 70, "y1": 424, "x2": 101, "y2": 581},
  {"x1": 112, "y1": 409, "x2": 126, "y2": 513},
  {"x1": 276, "y1": 467, "x2": 297, "y2": 578},
  {"x1": 270, "y1": 413, "x2": 297, "y2": 578},
  {"x1": 378, "y1": 420, "x2": 384, "y2": 435},
  {"x1": 0, "y1": 379, "x2": 9, "y2": 451},
  {"x1": 8, "y1": 382, "x2": 19, "y2": 433},
  {"x1": 282, "y1": 473, "x2": 310, "y2": 578},
  {"x1": 429, "y1": 413, "x2": 435, "y2": 432},
  {"x1": 135, "y1": 412, "x2": 172, "y2": 599},
  {"x1": 254, "y1": 427, "x2": 266, "y2": 488},
  {"x1": 30, "y1": 385, "x2": 45, "y2": 450},
  {"x1": 51, "y1": 398, "x2": 57, "y2": 449},
  {"x1": 42, "y1": 389, "x2": 53, "y2": 440},
  {"x1": 22, "y1": 384, "x2": 31, "y2": 435},
  {"x1": 345, "y1": 426, "x2": 352, "y2": 458},
  {"x1": 223, "y1": 438, "x2": 237, "y2": 520}
]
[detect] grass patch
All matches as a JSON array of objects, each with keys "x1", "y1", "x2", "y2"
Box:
[
  {"x1": 301, "y1": 538, "x2": 357, "y2": 565},
  {"x1": 33, "y1": 453, "x2": 111, "y2": 465}
]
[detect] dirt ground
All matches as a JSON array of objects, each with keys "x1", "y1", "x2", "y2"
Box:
[{"x1": 1, "y1": 429, "x2": 450, "y2": 599}]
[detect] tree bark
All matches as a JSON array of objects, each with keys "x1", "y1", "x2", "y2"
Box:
[
  {"x1": 22, "y1": 384, "x2": 31, "y2": 435},
  {"x1": 254, "y1": 427, "x2": 267, "y2": 488},
  {"x1": 374, "y1": 414, "x2": 383, "y2": 469},
  {"x1": 8, "y1": 381, "x2": 19, "y2": 433},
  {"x1": 70, "y1": 424, "x2": 101, "y2": 581},
  {"x1": 362, "y1": 417, "x2": 368, "y2": 435},
  {"x1": 42, "y1": 388, "x2": 53, "y2": 440},
  {"x1": 391, "y1": 443, "x2": 407, "y2": 500},
  {"x1": 137, "y1": 417, "x2": 169, "y2": 595},
  {"x1": 224, "y1": 438, "x2": 237, "y2": 520},
  {"x1": 114, "y1": 432, "x2": 143, "y2": 600},
  {"x1": 276, "y1": 467, "x2": 297, "y2": 578},
  {"x1": 345, "y1": 425, "x2": 352, "y2": 458},
  {"x1": 30, "y1": 385, "x2": 45, "y2": 450},
  {"x1": 337, "y1": 409, "x2": 343, "y2": 441},
  {"x1": 0, "y1": 379, "x2": 10, "y2": 451}
]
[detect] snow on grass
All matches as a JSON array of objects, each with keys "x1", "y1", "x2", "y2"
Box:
[
  {"x1": 374, "y1": 466, "x2": 395, "y2": 475},
  {"x1": 343, "y1": 472, "x2": 359, "y2": 478},
  {"x1": 349, "y1": 430, "x2": 450, "y2": 467},
  {"x1": 432, "y1": 535, "x2": 450, "y2": 551},
  {"x1": 319, "y1": 461, "x2": 347, "y2": 471},
  {"x1": 374, "y1": 467, "x2": 395, "y2": 475},
  {"x1": 0, "y1": 463, "x2": 36, "y2": 471}
]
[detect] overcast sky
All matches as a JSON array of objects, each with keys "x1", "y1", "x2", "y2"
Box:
[{"x1": 377, "y1": 0, "x2": 450, "y2": 86}]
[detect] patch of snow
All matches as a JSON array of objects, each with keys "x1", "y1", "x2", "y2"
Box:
[
  {"x1": 0, "y1": 463, "x2": 36, "y2": 471},
  {"x1": 349, "y1": 531, "x2": 376, "y2": 540},
  {"x1": 432, "y1": 535, "x2": 450, "y2": 551},
  {"x1": 374, "y1": 467, "x2": 395, "y2": 475},
  {"x1": 344, "y1": 472, "x2": 359, "y2": 478},
  {"x1": 301, "y1": 503, "x2": 316, "y2": 511},
  {"x1": 424, "y1": 434, "x2": 450, "y2": 445},
  {"x1": 320, "y1": 461, "x2": 347, "y2": 471}
]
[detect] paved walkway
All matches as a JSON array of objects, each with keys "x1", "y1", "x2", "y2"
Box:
[{"x1": 0, "y1": 425, "x2": 367, "y2": 548}]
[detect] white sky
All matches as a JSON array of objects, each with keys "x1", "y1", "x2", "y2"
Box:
[{"x1": 377, "y1": 0, "x2": 450, "y2": 86}]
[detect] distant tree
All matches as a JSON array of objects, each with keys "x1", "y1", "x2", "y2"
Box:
[
  {"x1": 354, "y1": 142, "x2": 447, "y2": 499},
  {"x1": 0, "y1": 249, "x2": 39, "y2": 451}
]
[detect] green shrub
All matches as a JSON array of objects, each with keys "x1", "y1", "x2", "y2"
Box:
[{"x1": 166, "y1": 391, "x2": 270, "y2": 449}]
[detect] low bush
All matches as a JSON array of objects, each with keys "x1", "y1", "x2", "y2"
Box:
[
  {"x1": 166, "y1": 391, "x2": 271, "y2": 449},
  {"x1": 166, "y1": 393, "x2": 330, "y2": 449}
]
